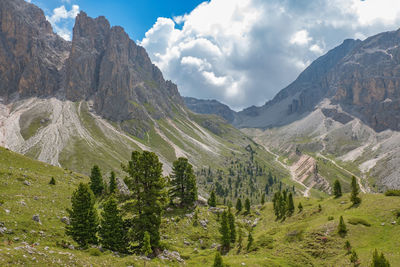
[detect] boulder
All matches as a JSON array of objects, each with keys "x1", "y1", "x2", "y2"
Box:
[
  {"x1": 32, "y1": 215, "x2": 41, "y2": 224},
  {"x1": 60, "y1": 217, "x2": 70, "y2": 225}
]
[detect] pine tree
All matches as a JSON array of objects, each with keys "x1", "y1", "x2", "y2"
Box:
[
  {"x1": 345, "y1": 240, "x2": 352, "y2": 255},
  {"x1": 99, "y1": 196, "x2": 128, "y2": 253},
  {"x1": 236, "y1": 198, "x2": 242, "y2": 212},
  {"x1": 122, "y1": 151, "x2": 166, "y2": 249},
  {"x1": 142, "y1": 231, "x2": 152, "y2": 256},
  {"x1": 90, "y1": 165, "x2": 104, "y2": 196},
  {"x1": 245, "y1": 198, "x2": 251, "y2": 214},
  {"x1": 213, "y1": 251, "x2": 224, "y2": 267},
  {"x1": 169, "y1": 157, "x2": 197, "y2": 207},
  {"x1": 338, "y1": 216, "x2": 347, "y2": 237},
  {"x1": 109, "y1": 171, "x2": 117, "y2": 194},
  {"x1": 298, "y1": 202, "x2": 303, "y2": 213},
  {"x1": 208, "y1": 190, "x2": 217, "y2": 207},
  {"x1": 220, "y1": 210, "x2": 230, "y2": 251},
  {"x1": 246, "y1": 232, "x2": 253, "y2": 251},
  {"x1": 228, "y1": 208, "x2": 236, "y2": 243},
  {"x1": 372, "y1": 249, "x2": 391, "y2": 267},
  {"x1": 193, "y1": 209, "x2": 199, "y2": 226},
  {"x1": 350, "y1": 249, "x2": 359, "y2": 266},
  {"x1": 238, "y1": 227, "x2": 243, "y2": 249},
  {"x1": 350, "y1": 176, "x2": 361, "y2": 205},
  {"x1": 333, "y1": 180, "x2": 342, "y2": 198},
  {"x1": 287, "y1": 193, "x2": 294, "y2": 216},
  {"x1": 261, "y1": 194, "x2": 265, "y2": 205},
  {"x1": 49, "y1": 177, "x2": 56, "y2": 185},
  {"x1": 66, "y1": 183, "x2": 99, "y2": 247}
]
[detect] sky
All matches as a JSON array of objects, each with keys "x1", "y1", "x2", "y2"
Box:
[{"x1": 27, "y1": 0, "x2": 400, "y2": 110}]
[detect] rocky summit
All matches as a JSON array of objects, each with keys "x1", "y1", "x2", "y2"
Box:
[{"x1": 0, "y1": 0, "x2": 182, "y2": 137}]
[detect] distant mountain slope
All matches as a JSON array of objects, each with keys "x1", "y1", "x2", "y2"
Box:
[
  {"x1": 183, "y1": 97, "x2": 236, "y2": 123},
  {"x1": 235, "y1": 29, "x2": 400, "y2": 191},
  {"x1": 235, "y1": 28, "x2": 400, "y2": 132},
  {"x1": 233, "y1": 38, "x2": 362, "y2": 129}
]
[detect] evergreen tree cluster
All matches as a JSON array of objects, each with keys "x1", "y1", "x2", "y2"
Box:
[
  {"x1": 66, "y1": 151, "x2": 199, "y2": 256},
  {"x1": 272, "y1": 190, "x2": 295, "y2": 220},
  {"x1": 371, "y1": 249, "x2": 390, "y2": 267}
]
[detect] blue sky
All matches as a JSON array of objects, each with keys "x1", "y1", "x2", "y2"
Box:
[
  {"x1": 28, "y1": 0, "x2": 400, "y2": 110},
  {"x1": 31, "y1": 0, "x2": 205, "y2": 41}
]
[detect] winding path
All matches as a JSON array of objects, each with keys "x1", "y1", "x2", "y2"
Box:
[
  {"x1": 316, "y1": 153, "x2": 370, "y2": 193},
  {"x1": 260, "y1": 144, "x2": 311, "y2": 197}
]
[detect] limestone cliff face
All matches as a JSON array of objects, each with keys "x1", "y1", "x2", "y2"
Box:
[
  {"x1": 0, "y1": 0, "x2": 70, "y2": 101},
  {"x1": 236, "y1": 29, "x2": 400, "y2": 132},
  {"x1": 0, "y1": 0, "x2": 183, "y2": 137},
  {"x1": 328, "y1": 29, "x2": 400, "y2": 131}
]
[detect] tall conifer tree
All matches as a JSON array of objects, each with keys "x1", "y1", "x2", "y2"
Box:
[
  {"x1": 350, "y1": 176, "x2": 361, "y2": 205},
  {"x1": 333, "y1": 180, "x2": 342, "y2": 198},
  {"x1": 220, "y1": 210, "x2": 230, "y2": 251},
  {"x1": 90, "y1": 165, "x2": 104, "y2": 196},
  {"x1": 99, "y1": 196, "x2": 128, "y2": 252},
  {"x1": 109, "y1": 171, "x2": 117, "y2": 194},
  {"x1": 66, "y1": 183, "x2": 99, "y2": 247},
  {"x1": 169, "y1": 157, "x2": 197, "y2": 207},
  {"x1": 228, "y1": 208, "x2": 236, "y2": 243},
  {"x1": 123, "y1": 151, "x2": 166, "y2": 249}
]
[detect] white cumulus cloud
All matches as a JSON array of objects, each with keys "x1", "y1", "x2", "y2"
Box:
[{"x1": 140, "y1": 0, "x2": 400, "y2": 110}]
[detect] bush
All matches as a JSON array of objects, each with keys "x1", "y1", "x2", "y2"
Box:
[
  {"x1": 328, "y1": 216, "x2": 334, "y2": 221},
  {"x1": 347, "y1": 218, "x2": 371, "y2": 227},
  {"x1": 88, "y1": 247, "x2": 102, "y2": 256},
  {"x1": 49, "y1": 177, "x2": 56, "y2": 185},
  {"x1": 384, "y1": 190, "x2": 400, "y2": 196}
]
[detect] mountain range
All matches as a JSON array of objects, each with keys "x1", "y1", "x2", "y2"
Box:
[
  {"x1": 185, "y1": 29, "x2": 400, "y2": 191},
  {"x1": 1, "y1": 0, "x2": 400, "y2": 195}
]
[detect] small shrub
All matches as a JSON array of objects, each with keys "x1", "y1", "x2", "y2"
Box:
[
  {"x1": 385, "y1": 190, "x2": 400, "y2": 196},
  {"x1": 328, "y1": 216, "x2": 334, "y2": 221},
  {"x1": 49, "y1": 177, "x2": 56, "y2": 185},
  {"x1": 88, "y1": 247, "x2": 102, "y2": 256},
  {"x1": 347, "y1": 218, "x2": 371, "y2": 227}
]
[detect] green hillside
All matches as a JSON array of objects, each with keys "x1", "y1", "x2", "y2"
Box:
[{"x1": 1, "y1": 147, "x2": 399, "y2": 266}]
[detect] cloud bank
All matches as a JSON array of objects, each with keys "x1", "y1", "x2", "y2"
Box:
[{"x1": 140, "y1": 0, "x2": 400, "y2": 110}]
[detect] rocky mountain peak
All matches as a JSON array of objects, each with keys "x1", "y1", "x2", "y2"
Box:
[
  {"x1": 0, "y1": 0, "x2": 183, "y2": 137},
  {"x1": 0, "y1": 0, "x2": 70, "y2": 101}
]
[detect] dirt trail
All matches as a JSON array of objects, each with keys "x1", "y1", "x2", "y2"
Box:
[
  {"x1": 316, "y1": 153, "x2": 370, "y2": 193},
  {"x1": 259, "y1": 143, "x2": 310, "y2": 197}
]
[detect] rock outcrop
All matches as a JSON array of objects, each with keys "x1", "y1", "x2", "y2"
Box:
[
  {"x1": 0, "y1": 0, "x2": 183, "y2": 137},
  {"x1": 0, "y1": 0, "x2": 70, "y2": 101}
]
